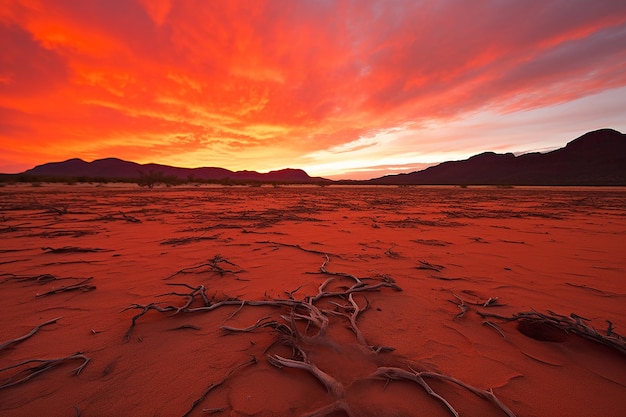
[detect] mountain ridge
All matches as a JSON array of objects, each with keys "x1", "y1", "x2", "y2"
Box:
[
  {"x1": 9, "y1": 128, "x2": 626, "y2": 185},
  {"x1": 366, "y1": 128, "x2": 626, "y2": 185},
  {"x1": 21, "y1": 158, "x2": 324, "y2": 183}
]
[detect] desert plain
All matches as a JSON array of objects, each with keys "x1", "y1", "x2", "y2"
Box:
[{"x1": 0, "y1": 184, "x2": 624, "y2": 417}]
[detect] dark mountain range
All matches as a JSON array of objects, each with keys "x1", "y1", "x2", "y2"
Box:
[
  {"x1": 22, "y1": 157, "x2": 325, "y2": 183},
  {"x1": 367, "y1": 128, "x2": 626, "y2": 185},
  {"x1": 11, "y1": 128, "x2": 626, "y2": 186}
]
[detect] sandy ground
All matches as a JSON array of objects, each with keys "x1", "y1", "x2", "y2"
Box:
[{"x1": 0, "y1": 184, "x2": 624, "y2": 417}]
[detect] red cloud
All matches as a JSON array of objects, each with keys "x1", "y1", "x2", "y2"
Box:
[{"x1": 1, "y1": 0, "x2": 625, "y2": 175}]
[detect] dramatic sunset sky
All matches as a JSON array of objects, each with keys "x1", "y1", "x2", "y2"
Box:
[{"x1": 1, "y1": 0, "x2": 626, "y2": 179}]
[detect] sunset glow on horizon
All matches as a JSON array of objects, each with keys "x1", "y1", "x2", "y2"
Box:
[{"x1": 1, "y1": 0, "x2": 626, "y2": 179}]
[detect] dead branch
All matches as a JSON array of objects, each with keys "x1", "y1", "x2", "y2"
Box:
[
  {"x1": 35, "y1": 277, "x2": 96, "y2": 297},
  {"x1": 411, "y1": 239, "x2": 451, "y2": 246},
  {"x1": 119, "y1": 211, "x2": 141, "y2": 223},
  {"x1": 0, "y1": 353, "x2": 90, "y2": 390},
  {"x1": 450, "y1": 293, "x2": 503, "y2": 319},
  {"x1": 0, "y1": 317, "x2": 62, "y2": 351},
  {"x1": 123, "y1": 303, "x2": 173, "y2": 342},
  {"x1": 451, "y1": 293, "x2": 468, "y2": 318},
  {"x1": 308, "y1": 277, "x2": 401, "y2": 304},
  {"x1": 221, "y1": 316, "x2": 273, "y2": 333},
  {"x1": 40, "y1": 260, "x2": 98, "y2": 266},
  {"x1": 267, "y1": 354, "x2": 345, "y2": 399},
  {"x1": 256, "y1": 240, "x2": 331, "y2": 256},
  {"x1": 122, "y1": 299, "x2": 300, "y2": 341},
  {"x1": 500, "y1": 239, "x2": 525, "y2": 245},
  {"x1": 32, "y1": 229, "x2": 96, "y2": 238},
  {"x1": 181, "y1": 356, "x2": 257, "y2": 417},
  {"x1": 371, "y1": 366, "x2": 516, "y2": 417},
  {"x1": 418, "y1": 371, "x2": 516, "y2": 417},
  {"x1": 483, "y1": 297, "x2": 501, "y2": 307},
  {"x1": 164, "y1": 255, "x2": 244, "y2": 280},
  {"x1": 125, "y1": 263, "x2": 401, "y2": 342},
  {"x1": 345, "y1": 293, "x2": 368, "y2": 346},
  {"x1": 1, "y1": 273, "x2": 58, "y2": 283},
  {"x1": 292, "y1": 302, "x2": 329, "y2": 339},
  {"x1": 384, "y1": 246, "x2": 402, "y2": 259},
  {"x1": 0, "y1": 225, "x2": 20, "y2": 234},
  {"x1": 225, "y1": 301, "x2": 246, "y2": 321},
  {"x1": 476, "y1": 310, "x2": 626, "y2": 355},
  {"x1": 116, "y1": 255, "x2": 518, "y2": 416},
  {"x1": 43, "y1": 204, "x2": 68, "y2": 215},
  {"x1": 285, "y1": 284, "x2": 304, "y2": 300},
  {"x1": 41, "y1": 246, "x2": 111, "y2": 254},
  {"x1": 430, "y1": 275, "x2": 463, "y2": 281},
  {"x1": 157, "y1": 283, "x2": 211, "y2": 312},
  {"x1": 313, "y1": 254, "x2": 363, "y2": 286},
  {"x1": 241, "y1": 229, "x2": 287, "y2": 235},
  {"x1": 94, "y1": 212, "x2": 141, "y2": 223},
  {"x1": 160, "y1": 234, "x2": 220, "y2": 246},
  {"x1": 372, "y1": 367, "x2": 458, "y2": 416},
  {"x1": 483, "y1": 321, "x2": 506, "y2": 338},
  {"x1": 325, "y1": 294, "x2": 370, "y2": 348},
  {"x1": 417, "y1": 260, "x2": 445, "y2": 272}
]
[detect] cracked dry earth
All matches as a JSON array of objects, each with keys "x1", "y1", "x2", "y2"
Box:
[{"x1": 1, "y1": 184, "x2": 625, "y2": 417}]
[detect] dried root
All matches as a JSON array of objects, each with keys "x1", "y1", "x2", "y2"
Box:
[
  {"x1": 160, "y1": 234, "x2": 220, "y2": 246},
  {"x1": 1, "y1": 273, "x2": 59, "y2": 283},
  {"x1": 95, "y1": 211, "x2": 140, "y2": 223},
  {"x1": 158, "y1": 283, "x2": 211, "y2": 312},
  {"x1": 124, "y1": 256, "x2": 401, "y2": 344},
  {"x1": 482, "y1": 321, "x2": 506, "y2": 338},
  {"x1": 0, "y1": 317, "x2": 62, "y2": 351},
  {"x1": 164, "y1": 255, "x2": 244, "y2": 280},
  {"x1": 451, "y1": 293, "x2": 469, "y2": 318},
  {"x1": 35, "y1": 277, "x2": 96, "y2": 297},
  {"x1": 267, "y1": 355, "x2": 345, "y2": 398},
  {"x1": 0, "y1": 353, "x2": 90, "y2": 389},
  {"x1": 307, "y1": 258, "x2": 401, "y2": 304},
  {"x1": 476, "y1": 310, "x2": 626, "y2": 355},
  {"x1": 417, "y1": 260, "x2": 445, "y2": 272},
  {"x1": 371, "y1": 366, "x2": 516, "y2": 417},
  {"x1": 180, "y1": 356, "x2": 257, "y2": 417},
  {"x1": 450, "y1": 292, "x2": 503, "y2": 318},
  {"x1": 257, "y1": 240, "x2": 331, "y2": 256},
  {"x1": 120, "y1": 254, "x2": 519, "y2": 416},
  {"x1": 41, "y1": 246, "x2": 110, "y2": 254}
]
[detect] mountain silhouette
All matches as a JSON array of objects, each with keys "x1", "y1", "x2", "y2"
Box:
[
  {"x1": 23, "y1": 157, "x2": 323, "y2": 183},
  {"x1": 14, "y1": 128, "x2": 626, "y2": 185},
  {"x1": 367, "y1": 128, "x2": 626, "y2": 185}
]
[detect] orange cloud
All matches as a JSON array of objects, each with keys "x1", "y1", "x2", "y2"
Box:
[{"x1": 1, "y1": 0, "x2": 626, "y2": 177}]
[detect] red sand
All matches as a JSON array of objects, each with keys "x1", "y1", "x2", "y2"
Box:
[{"x1": 1, "y1": 184, "x2": 625, "y2": 417}]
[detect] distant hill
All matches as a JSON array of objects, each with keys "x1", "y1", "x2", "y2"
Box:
[
  {"x1": 22, "y1": 157, "x2": 326, "y2": 183},
  {"x1": 367, "y1": 129, "x2": 626, "y2": 185},
  {"x1": 12, "y1": 128, "x2": 626, "y2": 186}
]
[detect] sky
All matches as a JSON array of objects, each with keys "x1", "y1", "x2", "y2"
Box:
[{"x1": 1, "y1": 0, "x2": 626, "y2": 180}]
